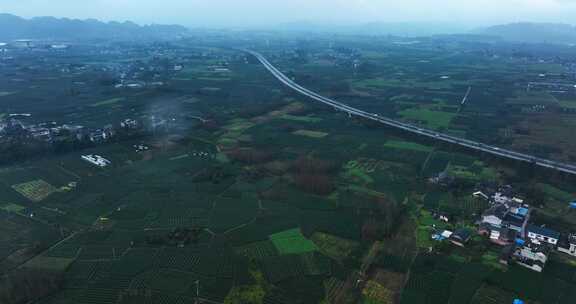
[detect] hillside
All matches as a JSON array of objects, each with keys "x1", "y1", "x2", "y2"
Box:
[
  {"x1": 274, "y1": 21, "x2": 470, "y2": 36},
  {"x1": 0, "y1": 14, "x2": 188, "y2": 41},
  {"x1": 480, "y1": 22, "x2": 576, "y2": 44}
]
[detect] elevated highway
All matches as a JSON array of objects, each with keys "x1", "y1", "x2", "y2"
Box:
[{"x1": 246, "y1": 50, "x2": 576, "y2": 176}]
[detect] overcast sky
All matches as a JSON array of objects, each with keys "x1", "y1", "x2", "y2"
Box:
[{"x1": 1, "y1": 0, "x2": 576, "y2": 27}]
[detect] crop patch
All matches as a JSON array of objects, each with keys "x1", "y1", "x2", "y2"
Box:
[{"x1": 12, "y1": 179, "x2": 58, "y2": 202}]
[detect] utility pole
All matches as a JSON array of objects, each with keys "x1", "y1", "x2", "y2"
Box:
[{"x1": 194, "y1": 280, "x2": 200, "y2": 304}]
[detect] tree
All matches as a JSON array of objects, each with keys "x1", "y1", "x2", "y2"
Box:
[
  {"x1": 227, "y1": 148, "x2": 273, "y2": 164},
  {"x1": 293, "y1": 173, "x2": 334, "y2": 195},
  {"x1": 361, "y1": 219, "x2": 382, "y2": 242},
  {"x1": 361, "y1": 195, "x2": 406, "y2": 240},
  {"x1": 291, "y1": 156, "x2": 338, "y2": 195},
  {"x1": 292, "y1": 156, "x2": 335, "y2": 174},
  {"x1": 372, "y1": 196, "x2": 404, "y2": 237}
]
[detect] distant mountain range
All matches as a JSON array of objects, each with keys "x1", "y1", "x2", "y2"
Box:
[
  {"x1": 478, "y1": 23, "x2": 576, "y2": 44},
  {"x1": 1, "y1": 13, "x2": 575, "y2": 45},
  {"x1": 271, "y1": 21, "x2": 576, "y2": 44},
  {"x1": 0, "y1": 14, "x2": 189, "y2": 41},
  {"x1": 272, "y1": 21, "x2": 472, "y2": 37}
]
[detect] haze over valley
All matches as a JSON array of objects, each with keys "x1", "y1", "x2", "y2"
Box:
[{"x1": 1, "y1": 2, "x2": 576, "y2": 304}]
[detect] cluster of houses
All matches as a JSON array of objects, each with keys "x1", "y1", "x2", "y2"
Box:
[
  {"x1": 114, "y1": 80, "x2": 166, "y2": 90},
  {"x1": 527, "y1": 81, "x2": 576, "y2": 95},
  {"x1": 0, "y1": 117, "x2": 141, "y2": 145},
  {"x1": 1, "y1": 112, "x2": 192, "y2": 166},
  {"x1": 133, "y1": 144, "x2": 150, "y2": 152},
  {"x1": 473, "y1": 185, "x2": 576, "y2": 272}
]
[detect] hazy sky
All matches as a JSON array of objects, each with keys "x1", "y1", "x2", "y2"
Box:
[{"x1": 1, "y1": 0, "x2": 576, "y2": 27}]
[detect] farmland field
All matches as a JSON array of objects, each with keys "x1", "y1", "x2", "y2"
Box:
[
  {"x1": 0, "y1": 34, "x2": 576, "y2": 304},
  {"x1": 292, "y1": 129, "x2": 329, "y2": 138},
  {"x1": 90, "y1": 97, "x2": 125, "y2": 107},
  {"x1": 11, "y1": 180, "x2": 58, "y2": 202},
  {"x1": 270, "y1": 228, "x2": 318, "y2": 255},
  {"x1": 398, "y1": 107, "x2": 457, "y2": 129}
]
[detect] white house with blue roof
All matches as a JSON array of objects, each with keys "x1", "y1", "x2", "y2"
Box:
[{"x1": 526, "y1": 224, "x2": 560, "y2": 246}]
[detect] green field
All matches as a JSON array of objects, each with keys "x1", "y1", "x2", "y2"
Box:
[
  {"x1": 352, "y1": 77, "x2": 412, "y2": 89},
  {"x1": 196, "y1": 77, "x2": 231, "y2": 81},
  {"x1": 398, "y1": 108, "x2": 457, "y2": 129},
  {"x1": 279, "y1": 114, "x2": 322, "y2": 123},
  {"x1": 293, "y1": 129, "x2": 329, "y2": 138},
  {"x1": 0, "y1": 203, "x2": 26, "y2": 213},
  {"x1": 0, "y1": 91, "x2": 16, "y2": 97},
  {"x1": 23, "y1": 256, "x2": 74, "y2": 271},
  {"x1": 1, "y1": 38, "x2": 576, "y2": 304},
  {"x1": 11, "y1": 179, "x2": 58, "y2": 202},
  {"x1": 383, "y1": 140, "x2": 434, "y2": 153},
  {"x1": 310, "y1": 232, "x2": 358, "y2": 261},
  {"x1": 507, "y1": 92, "x2": 557, "y2": 105},
  {"x1": 343, "y1": 160, "x2": 375, "y2": 185},
  {"x1": 269, "y1": 228, "x2": 318, "y2": 255},
  {"x1": 558, "y1": 99, "x2": 576, "y2": 109},
  {"x1": 536, "y1": 183, "x2": 573, "y2": 202},
  {"x1": 90, "y1": 97, "x2": 125, "y2": 107}
]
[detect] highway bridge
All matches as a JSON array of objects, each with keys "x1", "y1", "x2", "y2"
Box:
[{"x1": 246, "y1": 50, "x2": 576, "y2": 176}]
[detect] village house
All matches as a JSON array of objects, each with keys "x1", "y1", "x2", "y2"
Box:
[
  {"x1": 88, "y1": 129, "x2": 108, "y2": 143},
  {"x1": 558, "y1": 234, "x2": 576, "y2": 257},
  {"x1": 61, "y1": 124, "x2": 85, "y2": 141},
  {"x1": 480, "y1": 224, "x2": 518, "y2": 246},
  {"x1": 28, "y1": 126, "x2": 52, "y2": 141},
  {"x1": 473, "y1": 184, "x2": 524, "y2": 205},
  {"x1": 81, "y1": 154, "x2": 111, "y2": 168},
  {"x1": 480, "y1": 204, "x2": 508, "y2": 227},
  {"x1": 449, "y1": 228, "x2": 472, "y2": 247},
  {"x1": 479, "y1": 201, "x2": 530, "y2": 243},
  {"x1": 120, "y1": 118, "x2": 138, "y2": 129},
  {"x1": 493, "y1": 192, "x2": 524, "y2": 205},
  {"x1": 472, "y1": 191, "x2": 490, "y2": 200},
  {"x1": 512, "y1": 242, "x2": 550, "y2": 272},
  {"x1": 526, "y1": 224, "x2": 560, "y2": 246},
  {"x1": 429, "y1": 170, "x2": 454, "y2": 186},
  {"x1": 503, "y1": 210, "x2": 528, "y2": 232}
]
